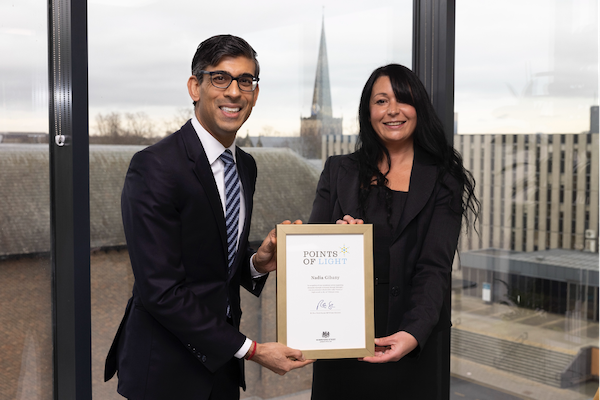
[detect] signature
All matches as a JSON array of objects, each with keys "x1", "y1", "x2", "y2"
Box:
[{"x1": 316, "y1": 300, "x2": 335, "y2": 311}]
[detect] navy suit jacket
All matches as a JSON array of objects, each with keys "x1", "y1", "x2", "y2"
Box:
[{"x1": 104, "y1": 120, "x2": 267, "y2": 399}]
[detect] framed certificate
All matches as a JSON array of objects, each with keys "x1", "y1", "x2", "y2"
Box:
[{"x1": 276, "y1": 224, "x2": 374, "y2": 359}]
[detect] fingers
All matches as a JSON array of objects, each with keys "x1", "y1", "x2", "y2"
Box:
[
  {"x1": 280, "y1": 219, "x2": 303, "y2": 225},
  {"x1": 285, "y1": 347, "x2": 306, "y2": 362},
  {"x1": 360, "y1": 352, "x2": 395, "y2": 364},
  {"x1": 289, "y1": 358, "x2": 315, "y2": 370},
  {"x1": 252, "y1": 343, "x2": 313, "y2": 375},
  {"x1": 336, "y1": 215, "x2": 365, "y2": 224},
  {"x1": 281, "y1": 349, "x2": 314, "y2": 372},
  {"x1": 374, "y1": 337, "x2": 392, "y2": 347}
]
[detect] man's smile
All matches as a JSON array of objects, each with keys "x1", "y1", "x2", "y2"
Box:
[{"x1": 221, "y1": 106, "x2": 241, "y2": 113}]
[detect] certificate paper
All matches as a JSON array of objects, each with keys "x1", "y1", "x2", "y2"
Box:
[{"x1": 276, "y1": 224, "x2": 374, "y2": 359}]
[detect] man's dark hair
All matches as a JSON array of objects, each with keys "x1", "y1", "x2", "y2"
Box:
[{"x1": 192, "y1": 34, "x2": 260, "y2": 81}]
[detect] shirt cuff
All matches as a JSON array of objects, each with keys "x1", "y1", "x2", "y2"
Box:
[
  {"x1": 250, "y1": 253, "x2": 268, "y2": 278},
  {"x1": 234, "y1": 337, "x2": 252, "y2": 359}
]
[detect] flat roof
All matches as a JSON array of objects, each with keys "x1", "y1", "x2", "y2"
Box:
[{"x1": 461, "y1": 248, "x2": 599, "y2": 286}]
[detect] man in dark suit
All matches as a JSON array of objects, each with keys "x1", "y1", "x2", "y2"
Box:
[{"x1": 104, "y1": 34, "x2": 311, "y2": 400}]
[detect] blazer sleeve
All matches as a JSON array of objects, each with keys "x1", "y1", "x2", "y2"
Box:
[
  {"x1": 397, "y1": 173, "x2": 462, "y2": 350},
  {"x1": 122, "y1": 149, "x2": 246, "y2": 373},
  {"x1": 309, "y1": 156, "x2": 338, "y2": 223}
]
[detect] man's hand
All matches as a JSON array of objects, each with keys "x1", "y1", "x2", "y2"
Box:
[
  {"x1": 360, "y1": 331, "x2": 418, "y2": 363},
  {"x1": 250, "y1": 342, "x2": 313, "y2": 375},
  {"x1": 253, "y1": 219, "x2": 302, "y2": 274}
]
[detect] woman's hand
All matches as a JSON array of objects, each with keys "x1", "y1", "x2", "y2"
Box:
[
  {"x1": 360, "y1": 331, "x2": 418, "y2": 363},
  {"x1": 336, "y1": 215, "x2": 364, "y2": 224}
]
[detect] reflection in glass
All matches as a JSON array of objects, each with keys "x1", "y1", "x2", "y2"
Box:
[
  {"x1": 0, "y1": 0, "x2": 52, "y2": 398},
  {"x1": 88, "y1": 1, "x2": 413, "y2": 398},
  {"x1": 453, "y1": 1, "x2": 598, "y2": 399}
]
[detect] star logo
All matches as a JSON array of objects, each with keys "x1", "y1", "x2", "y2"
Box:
[{"x1": 340, "y1": 244, "x2": 349, "y2": 255}]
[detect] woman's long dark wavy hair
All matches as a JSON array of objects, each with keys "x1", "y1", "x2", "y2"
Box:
[{"x1": 356, "y1": 64, "x2": 479, "y2": 227}]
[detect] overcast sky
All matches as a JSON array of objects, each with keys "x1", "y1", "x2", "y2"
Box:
[{"x1": 0, "y1": 0, "x2": 598, "y2": 135}]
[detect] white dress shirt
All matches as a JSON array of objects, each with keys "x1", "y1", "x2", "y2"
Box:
[{"x1": 190, "y1": 116, "x2": 260, "y2": 359}]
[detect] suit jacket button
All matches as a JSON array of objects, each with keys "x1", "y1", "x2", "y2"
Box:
[
  {"x1": 201, "y1": 355, "x2": 207, "y2": 362},
  {"x1": 391, "y1": 286, "x2": 400, "y2": 296}
]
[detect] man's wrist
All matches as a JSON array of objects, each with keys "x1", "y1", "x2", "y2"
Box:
[
  {"x1": 244, "y1": 340, "x2": 257, "y2": 360},
  {"x1": 250, "y1": 253, "x2": 268, "y2": 277},
  {"x1": 235, "y1": 338, "x2": 252, "y2": 359}
]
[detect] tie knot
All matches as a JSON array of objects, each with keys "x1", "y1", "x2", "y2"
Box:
[{"x1": 220, "y1": 149, "x2": 234, "y2": 166}]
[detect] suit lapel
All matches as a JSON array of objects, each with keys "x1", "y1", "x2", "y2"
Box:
[
  {"x1": 392, "y1": 146, "x2": 437, "y2": 243},
  {"x1": 180, "y1": 122, "x2": 229, "y2": 254},
  {"x1": 231, "y1": 147, "x2": 253, "y2": 275}
]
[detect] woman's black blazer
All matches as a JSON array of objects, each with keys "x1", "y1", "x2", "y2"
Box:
[{"x1": 309, "y1": 146, "x2": 463, "y2": 351}]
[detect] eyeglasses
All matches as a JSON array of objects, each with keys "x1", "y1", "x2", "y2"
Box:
[{"x1": 198, "y1": 70, "x2": 259, "y2": 92}]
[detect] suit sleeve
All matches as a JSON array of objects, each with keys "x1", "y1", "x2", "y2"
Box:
[
  {"x1": 309, "y1": 156, "x2": 337, "y2": 223},
  {"x1": 122, "y1": 149, "x2": 246, "y2": 373},
  {"x1": 238, "y1": 152, "x2": 268, "y2": 296},
  {"x1": 398, "y1": 174, "x2": 462, "y2": 350}
]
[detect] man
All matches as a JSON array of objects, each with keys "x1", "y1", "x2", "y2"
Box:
[{"x1": 104, "y1": 34, "x2": 311, "y2": 400}]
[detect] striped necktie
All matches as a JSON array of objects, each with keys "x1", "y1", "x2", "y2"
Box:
[{"x1": 220, "y1": 149, "x2": 240, "y2": 274}]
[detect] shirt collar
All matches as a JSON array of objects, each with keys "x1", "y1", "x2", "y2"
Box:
[{"x1": 191, "y1": 114, "x2": 237, "y2": 165}]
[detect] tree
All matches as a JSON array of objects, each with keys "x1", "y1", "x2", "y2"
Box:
[
  {"x1": 93, "y1": 111, "x2": 160, "y2": 144},
  {"x1": 95, "y1": 112, "x2": 123, "y2": 138},
  {"x1": 125, "y1": 111, "x2": 156, "y2": 138},
  {"x1": 162, "y1": 107, "x2": 194, "y2": 135}
]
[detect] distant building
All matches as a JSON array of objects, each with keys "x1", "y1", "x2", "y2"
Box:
[
  {"x1": 591, "y1": 105, "x2": 599, "y2": 134},
  {"x1": 455, "y1": 131, "x2": 599, "y2": 254},
  {"x1": 300, "y1": 17, "x2": 342, "y2": 159},
  {"x1": 0, "y1": 132, "x2": 48, "y2": 144},
  {"x1": 460, "y1": 248, "x2": 598, "y2": 322},
  {"x1": 0, "y1": 145, "x2": 320, "y2": 256}
]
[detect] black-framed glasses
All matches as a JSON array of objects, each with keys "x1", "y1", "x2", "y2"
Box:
[{"x1": 198, "y1": 70, "x2": 259, "y2": 92}]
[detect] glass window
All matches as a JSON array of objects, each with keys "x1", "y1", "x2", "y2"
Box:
[
  {"x1": 454, "y1": 0, "x2": 598, "y2": 399},
  {"x1": 0, "y1": 0, "x2": 52, "y2": 398},
  {"x1": 88, "y1": 1, "x2": 412, "y2": 398}
]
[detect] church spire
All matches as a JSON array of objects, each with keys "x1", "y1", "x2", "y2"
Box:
[{"x1": 310, "y1": 15, "x2": 333, "y2": 119}]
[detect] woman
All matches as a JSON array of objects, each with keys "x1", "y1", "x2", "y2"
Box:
[{"x1": 309, "y1": 64, "x2": 478, "y2": 399}]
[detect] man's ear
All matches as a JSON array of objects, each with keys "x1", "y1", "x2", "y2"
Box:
[{"x1": 187, "y1": 76, "x2": 201, "y2": 103}]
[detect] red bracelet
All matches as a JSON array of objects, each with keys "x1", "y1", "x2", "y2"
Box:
[{"x1": 246, "y1": 341, "x2": 257, "y2": 361}]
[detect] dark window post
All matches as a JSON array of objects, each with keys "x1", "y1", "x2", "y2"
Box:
[
  {"x1": 413, "y1": 1, "x2": 456, "y2": 398},
  {"x1": 48, "y1": 0, "x2": 91, "y2": 398},
  {"x1": 413, "y1": 0, "x2": 456, "y2": 144}
]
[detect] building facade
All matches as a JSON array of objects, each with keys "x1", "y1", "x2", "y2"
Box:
[{"x1": 455, "y1": 132, "x2": 599, "y2": 254}]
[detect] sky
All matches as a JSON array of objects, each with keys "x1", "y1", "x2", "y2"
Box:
[{"x1": 0, "y1": 0, "x2": 598, "y2": 136}]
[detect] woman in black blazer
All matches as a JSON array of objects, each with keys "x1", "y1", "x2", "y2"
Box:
[{"x1": 309, "y1": 64, "x2": 479, "y2": 400}]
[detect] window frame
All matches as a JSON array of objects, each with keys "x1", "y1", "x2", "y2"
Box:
[{"x1": 47, "y1": 1, "x2": 455, "y2": 398}]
